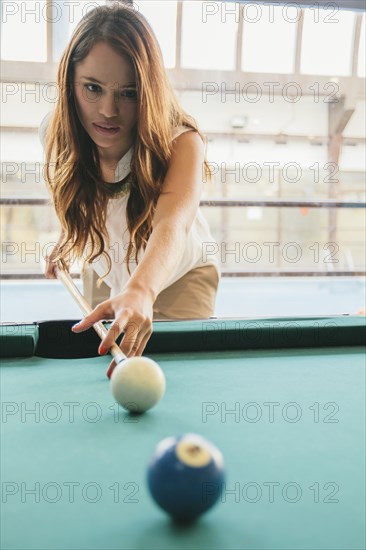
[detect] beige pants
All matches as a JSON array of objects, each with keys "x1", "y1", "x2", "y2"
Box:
[{"x1": 82, "y1": 264, "x2": 219, "y2": 320}]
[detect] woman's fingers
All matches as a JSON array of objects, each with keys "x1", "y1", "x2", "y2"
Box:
[
  {"x1": 99, "y1": 315, "x2": 131, "y2": 354},
  {"x1": 45, "y1": 259, "x2": 57, "y2": 279},
  {"x1": 71, "y1": 303, "x2": 113, "y2": 334},
  {"x1": 99, "y1": 316, "x2": 152, "y2": 357},
  {"x1": 105, "y1": 326, "x2": 152, "y2": 379},
  {"x1": 45, "y1": 252, "x2": 68, "y2": 279},
  {"x1": 119, "y1": 319, "x2": 141, "y2": 356},
  {"x1": 72, "y1": 299, "x2": 153, "y2": 365},
  {"x1": 106, "y1": 359, "x2": 117, "y2": 379},
  {"x1": 134, "y1": 328, "x2": 153, "y2": 357},
  {"x1": 119, "y1": 318, "x2": 153, "y2": 357}
]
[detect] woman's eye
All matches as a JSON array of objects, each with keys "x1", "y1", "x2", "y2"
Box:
[
  {"x1": 121, "y1": 89, "x2": 137, "y2": 101},
  {"x1": 83, "y1": 84, "x2": 137, "y2": 101},
  {"x1": 85, "y1": 84, "x2": 101, "y2": 94}
]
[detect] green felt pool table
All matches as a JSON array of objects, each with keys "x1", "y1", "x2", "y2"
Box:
[{"x1": 1, "y1": 316, "x2": 365, "y2": 550}]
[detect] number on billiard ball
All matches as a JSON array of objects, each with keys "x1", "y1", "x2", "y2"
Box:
[{"x1": 147, "y1": 433, "x2": 225, "y2": 522}]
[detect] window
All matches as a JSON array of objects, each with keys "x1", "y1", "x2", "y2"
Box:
[
  {"x1": 181, "y1": 1, "x2": 238, "y2": 70},
  {"x1": 358, "y1": 14, "x2": 365, "y2": 77},
  {"x1": 135, "y1": 1, "x2": 177, "y2": 68},
  {"x1": 241, "y1": 5, "x2": 297, "y2": 73},
  {"x1": 301, "y1": 9, "x2": 356, "y2": 76},
  {"x1": 53, "y1": 0, "x2": 106, "y2": 61},
  {"x1": 1, "y1": 0, "x2": 47, "y2": 61}
]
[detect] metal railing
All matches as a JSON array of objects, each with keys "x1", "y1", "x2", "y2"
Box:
[
  {"x1": 1, "y1": 197, "x2": 365, "y2": 278},
  {"x1": 2, "y1": 197, "x2": 366, "y2": 208}
]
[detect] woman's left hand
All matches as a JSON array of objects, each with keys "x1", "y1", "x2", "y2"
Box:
[{"x1": 71, "y1": 287, "x2": 154, "y2": 374}]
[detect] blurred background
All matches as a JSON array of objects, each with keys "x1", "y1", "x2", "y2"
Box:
[{"x1": 1, "y1": 0, "x2": 365, "y2": 320}]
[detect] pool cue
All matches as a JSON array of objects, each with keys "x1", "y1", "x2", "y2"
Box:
[{"x1": 56, "y1": 269, "x2": 126, "y2": 365}]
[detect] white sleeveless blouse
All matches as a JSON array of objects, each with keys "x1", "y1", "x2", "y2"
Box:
[{"x1": 39, "y1": 113, "x2": 220, "y2": 297}]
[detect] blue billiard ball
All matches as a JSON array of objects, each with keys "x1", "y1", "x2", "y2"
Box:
[{"x1": 147, "y1": 433, "x2": 225, "y2": 522}]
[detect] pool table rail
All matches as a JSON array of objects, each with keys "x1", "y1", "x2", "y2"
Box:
[{"x1": 0, "y1": 316, "x2": 365, "y2": 360}]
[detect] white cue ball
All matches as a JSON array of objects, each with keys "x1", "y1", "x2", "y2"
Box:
[{"x1": 110, "y1": 357, "x2": 166, "y2": 413}]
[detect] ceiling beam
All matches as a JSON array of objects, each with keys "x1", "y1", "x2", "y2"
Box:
[
  {"x1": 329, "y1": 94, "x2": 357, "y2": 136},
  {"x1": 226, "y1": 0, "x2": 366, "y2": 11}
]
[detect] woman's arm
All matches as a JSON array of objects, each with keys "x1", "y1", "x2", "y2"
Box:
[
  {"x1": 72, "y1": 131, "x2": 205, "y2": 361},
  {"x1": 125, "y1": 130, "x2": 204, "y2": 301}
]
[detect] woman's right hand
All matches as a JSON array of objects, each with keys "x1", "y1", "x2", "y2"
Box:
[
  {"x1": 45, "y1": 242, "x2": 70, "y2": 279},
  {"x1": 45, "y1": 245, "x2": 61, "y2": 278},
  {"x1": 44, "y1": 230, "x2": 68, "y2": 279}
]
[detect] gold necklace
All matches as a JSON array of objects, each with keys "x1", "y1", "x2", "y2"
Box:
[{"x1": 101, "y1": 172, "x2": 133, "y2": 198}]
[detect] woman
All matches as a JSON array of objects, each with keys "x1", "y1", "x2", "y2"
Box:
[{"x1": 39, "y1": 3, "x2": 220, "y2": 366}]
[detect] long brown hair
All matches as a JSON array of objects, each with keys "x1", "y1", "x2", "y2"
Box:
[{"x1": 43, "y1": 2, "x2": 210, "y2": 279}]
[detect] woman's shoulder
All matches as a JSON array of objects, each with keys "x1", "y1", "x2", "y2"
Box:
[{"x1": 171, "y1": 124, "x2": 197, "y2": 142}]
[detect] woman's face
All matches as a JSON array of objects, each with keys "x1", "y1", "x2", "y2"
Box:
[{"x1": 73, "y1": 41, "x2": 138, "y2": 162}]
